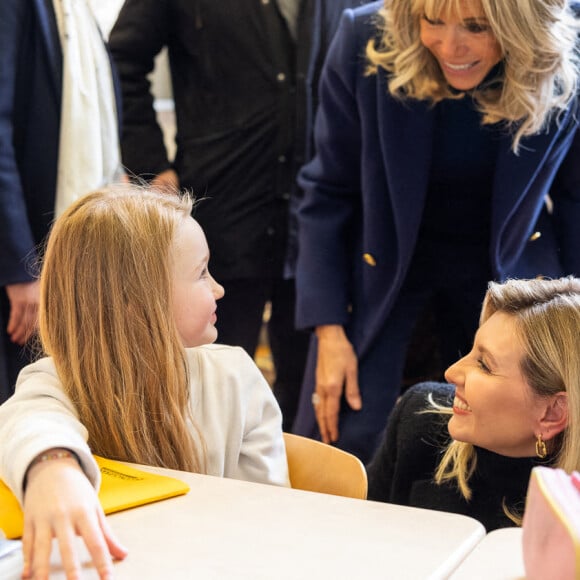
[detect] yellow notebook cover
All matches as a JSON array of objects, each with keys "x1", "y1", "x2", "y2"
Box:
[{"x1": 0, "y1": 455, "x2": 190, "y2": 539}]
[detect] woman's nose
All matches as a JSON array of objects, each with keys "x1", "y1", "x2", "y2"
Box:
[
  {"x1": 444, "y1": 357, "x2": 464, "y2": 385},
  {"x1": 439, "y1": 27, "x2": 468, "y2": 59}
]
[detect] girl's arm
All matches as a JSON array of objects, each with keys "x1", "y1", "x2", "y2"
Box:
[
  {"x1": 0, "y1": 359, "x2": 127, "y2": 578},
  {"x1": 0, "y1": 358, "x2": 99, "y2": 502}
]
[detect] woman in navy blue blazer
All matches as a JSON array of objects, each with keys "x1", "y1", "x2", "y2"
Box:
[{"x1": 293, "y1": 0, "x2": 580, "y2": 462}]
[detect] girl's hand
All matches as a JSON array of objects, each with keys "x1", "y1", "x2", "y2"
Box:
[{"x1": 22, "y1": 456, "x2": 128, "y2": 579}]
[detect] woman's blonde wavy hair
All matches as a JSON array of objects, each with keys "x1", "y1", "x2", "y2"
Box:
[
  {"x1": 39, "y1": 186, "x2": 206, "y2": 473},
  {"x1": 366, "y1": 0, "x2": 580, "y2": 152},
  {"x1": 433, "y1": 277, "x2": 580, "y2": 518}
]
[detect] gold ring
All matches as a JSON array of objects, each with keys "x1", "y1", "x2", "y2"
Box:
[{"x1": 311, "y1": 392, "x2": 321, "y2": 406}]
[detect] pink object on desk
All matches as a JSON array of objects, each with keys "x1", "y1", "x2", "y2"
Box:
[{"x1": 522, "y1": 466, "x2": 580, "y2": 580}]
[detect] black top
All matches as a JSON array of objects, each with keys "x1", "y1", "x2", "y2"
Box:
[
  {"x1": 367, "y1": 382, "x2": 551, "y2": 531},
  {"x1": 422, "y1": 94, "x2": 498, "y2": 244},
  {"x1": 406, "y1": 94, "x2": 499, "y2": 288}
]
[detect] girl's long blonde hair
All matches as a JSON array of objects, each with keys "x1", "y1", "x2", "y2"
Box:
[
  {"x1": 434, "y1": 277, "x2": 580, "y2": 506},
  {"x1": 366, "y1": 0, "x2": 580, "y2": 152},
  {"x1": 39, "y1": 186, "x2": 205, "y2": 472}
]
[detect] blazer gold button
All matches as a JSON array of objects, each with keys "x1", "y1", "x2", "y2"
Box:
[
  {"x1": 529, "y1": 231, "x2": 542, "y2": 242},
  {"x1": 363, "y1": 253, "x2": 376, "y2": 266}
]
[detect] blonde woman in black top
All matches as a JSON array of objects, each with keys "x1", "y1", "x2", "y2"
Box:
[{"x1": 367, "y1": 277, "x2": 580, "y2": 530}]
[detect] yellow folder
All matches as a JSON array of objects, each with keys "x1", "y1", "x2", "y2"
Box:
[{"x1": 0, "y1": 456, "x2": 190, "y2": 539}]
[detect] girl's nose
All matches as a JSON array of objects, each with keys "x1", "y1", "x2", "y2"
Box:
[{"x1": 211, "y1": 276, "x2": 225, "y2": 300}]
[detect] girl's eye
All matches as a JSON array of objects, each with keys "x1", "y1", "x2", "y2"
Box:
[
  {"x1": 199, "y1": 267, "x2": 208, "y2": 279},
  {"x1": 477, "y1": 358, "x2": 492, "y2": 373}
]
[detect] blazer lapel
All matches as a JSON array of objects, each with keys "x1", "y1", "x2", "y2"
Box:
[{"x1": 376, "y1": 86, "x2": 435, "y2": 260}]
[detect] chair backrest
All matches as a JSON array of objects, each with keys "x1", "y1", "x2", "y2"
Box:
[{"x1": 283, "y1": 432, "x2": 368, "y2": 500}]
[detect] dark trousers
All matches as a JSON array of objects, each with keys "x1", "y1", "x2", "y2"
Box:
[
  {"x1": 0, "y1": 291, "x2": 31, "y2": 402},
  {"x1": 292, "y1": 281, "x2": 487, "y2": 463},
  {"x1": 215, "y1": 277, "x2": 310, "y2": 431}
]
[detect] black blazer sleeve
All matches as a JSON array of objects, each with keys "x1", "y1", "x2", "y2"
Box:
[{"x1": 108, "y1": 0, "x2": 171, "y2": 177}]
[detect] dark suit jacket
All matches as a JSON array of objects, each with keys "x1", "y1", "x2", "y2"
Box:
[
  {"x1": 0, "y1": 0, "x2": 62, "y2": 285},
  {"x1": 296, "y1": 2, "x2": 580, "y2": 359},
  {"x1": 109, "y1": 0, "x2": 372, "y2": 281},
  {"x1": 0, "y1": 0, "x2": 121, "y2": 286}
]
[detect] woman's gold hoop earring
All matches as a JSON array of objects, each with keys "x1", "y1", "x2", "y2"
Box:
[{"x1": 536, "y1": 433, "x2": 548, "y2": 459}]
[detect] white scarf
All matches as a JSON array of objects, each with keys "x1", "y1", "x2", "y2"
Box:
[
  {"x1": 52, "y1": 0, "x2": 123, "y2": 217},
  {"x1": 276, "y1": 0, "x2": 301, "y2": 40}
]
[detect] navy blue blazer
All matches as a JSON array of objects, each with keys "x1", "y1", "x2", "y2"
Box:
[
  {"x1": 0, "y1": 0, "x2": 121, "y2": 286},
  {"x1": 0, "y1": 0, "x2": 62, "y2": 285},
  {"x1": 296, "y1": 3, "x2": 580, "y2": 359}
]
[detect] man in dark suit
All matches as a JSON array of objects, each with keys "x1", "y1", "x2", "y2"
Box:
[{"x1": 108, "y1": 0, "x2": 372, "y2": 430}]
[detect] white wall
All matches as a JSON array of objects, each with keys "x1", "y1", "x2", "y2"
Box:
[{"x1": 89, "y1": 0, "x2": 176, "y2": 159}]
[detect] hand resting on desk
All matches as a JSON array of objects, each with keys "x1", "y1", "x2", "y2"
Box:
[{"x1": 23, "y1": 457, "x2": 127, "y2": 579}]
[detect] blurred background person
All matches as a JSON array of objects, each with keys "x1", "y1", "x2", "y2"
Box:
[
  {"x1": 0, "y1": 0, "x2": 124, "y2": 402},
  {"x1": 108, "y1": 0, "x2": 372, "y2": 431}
]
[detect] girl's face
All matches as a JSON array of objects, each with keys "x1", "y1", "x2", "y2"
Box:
[
  {"x1": 445, "y1": 311, "x2": 546, "y2": 457},
  {"x1": 171, "y1": 217, "x2": 224, "y2": 347},
  {"x1": 419, "y1": 0, "x2": 503, "y2": 90}
]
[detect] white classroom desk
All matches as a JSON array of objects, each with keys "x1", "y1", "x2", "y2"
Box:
[
  {"x1": 44, "y1": 465, "x2": 485, "y2": 580},
  {"x1": 449, "y1": 528, "x2": 525, "y2": 580}
]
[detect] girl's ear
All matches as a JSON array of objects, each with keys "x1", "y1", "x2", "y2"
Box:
[{"x1": 539, "y1": 392, "x2": 568, "y2": 441}]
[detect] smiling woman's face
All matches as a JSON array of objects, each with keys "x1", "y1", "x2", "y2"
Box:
[
  {"x1": 419, "y1": 0, "x2": 502, "y2": 90},
  {"x1": 444, "y1": 311, "x2": 546, "y2": 457}
]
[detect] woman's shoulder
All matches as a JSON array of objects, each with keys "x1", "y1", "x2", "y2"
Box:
[
  {"x1": 350, "y1": 0, "x2": 383, "y2": 19},
  {"x1": 392, "y1": 382, "x2": 454, "y2": 444},
  {"x1": 339, "y1": 1, "x2": 382, "y2": 42},
  {"x1": 397, "y1": 382, "x2": 455, "y2": 415},
  {"x1": 367, "y1": 382, "x2": 452, "y2": 502}
]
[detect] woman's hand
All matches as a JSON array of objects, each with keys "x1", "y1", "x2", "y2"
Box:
[
  {"x1": 313, "y1": 325, "x2": 362, "y2": 443},
  {"x1": 22, "y1": 454, "x2": 128, "y2": 579},
  {"x1": 5, "y1": 281, "x2": 39, "y2": 345}
]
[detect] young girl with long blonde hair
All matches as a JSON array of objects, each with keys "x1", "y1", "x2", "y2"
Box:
[{"x1": 0, "y1": 186, "x2": 288, "y2": 578}]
